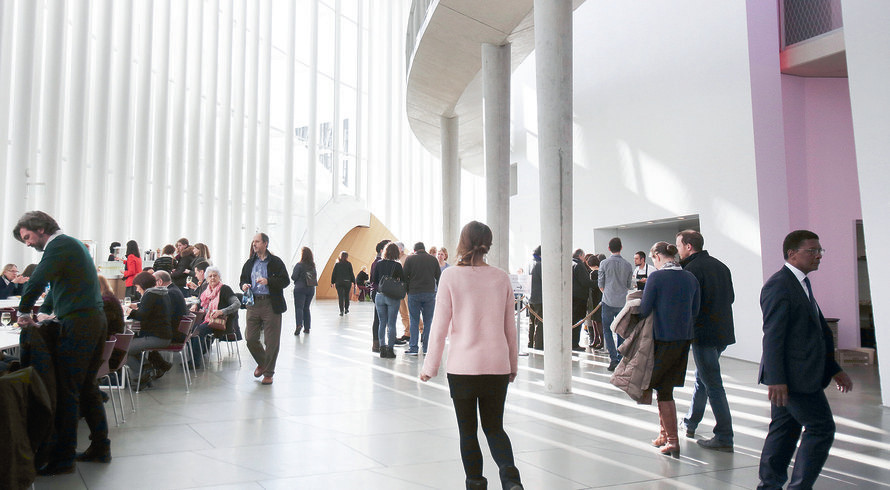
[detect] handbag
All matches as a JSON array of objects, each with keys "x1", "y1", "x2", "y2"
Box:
[
  {"x1": 207, "y1": 313, "x2": 227, "y2": 331},
  {"x1": 241, "y1": 289, "x2": 255, "y2": 307},
  {"x1": 304, "y1": 269, "x2": 318, "y2": 287},
  {"x1": 378, "y1": 275, "x2": 406, "y2": 300}
]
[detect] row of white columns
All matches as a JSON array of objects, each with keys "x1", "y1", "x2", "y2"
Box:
[{"x1": 438, "y1": 0, "x2": 574, "y2": 393}]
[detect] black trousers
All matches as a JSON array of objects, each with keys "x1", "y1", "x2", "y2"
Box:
[
  {"x1": 758, "y1": 390, "x2": 835, "y2": 489},
  {"x1": 371, "y1": 291, "x2": 379, "y2": 341},
  {"x1": 448, "y1": 374, "x2": 522, "y2": 488},
  {"x1": 336, "y1": 284, "x2": 351, "y2": 313}
]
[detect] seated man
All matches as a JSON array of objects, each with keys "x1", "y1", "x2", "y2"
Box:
[
  {"x1": 149, "y1": 271, "x2": 188, "y2": 378},
  {"x1": 0, "y1": 264, "x2": 28, "y2": 299}
]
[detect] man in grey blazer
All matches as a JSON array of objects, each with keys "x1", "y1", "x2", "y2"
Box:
[{"x1": 757, "y1": 230, "x2": 853, "y2": 489}]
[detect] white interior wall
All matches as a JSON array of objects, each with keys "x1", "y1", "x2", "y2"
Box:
[{"x1": 507, "y1": 2, "x2": 771, "y2": 362}]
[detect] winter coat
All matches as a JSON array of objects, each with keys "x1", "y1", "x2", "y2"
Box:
[{"x1": 609, "y1": 291, "x2": 655, "y2": 404}]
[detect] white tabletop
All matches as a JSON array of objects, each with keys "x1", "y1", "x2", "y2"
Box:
[
  {"x1": 0, "y1": 328, "x2": 20, "y2": 350},
  {"x1": 0, "y1": 297, "x2": 44, "y2": 309}
]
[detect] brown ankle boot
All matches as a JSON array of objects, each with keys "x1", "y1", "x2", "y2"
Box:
[{"x1": 657, "y1": 400, "x2": 680, "y2": 458}]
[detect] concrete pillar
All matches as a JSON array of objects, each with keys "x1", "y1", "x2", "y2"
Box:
[
  {"x1": 482, "y1": 43, "x2": 511, "y2": 271},
  {"x1": 535, "y1": 0, "x2": 573, "y2": 394},
  {"x1": 441, "y1": 115, "x2": 460, "y2": 257},
  {"x1": 306, "y1": 0, "x2": 319, "y2": 250}
]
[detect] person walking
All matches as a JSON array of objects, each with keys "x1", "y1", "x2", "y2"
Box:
[
  {"x1": 291, "y1": 247, "x2": 318, "y2": 334},
  {"x1": 240, "y1": 233, "x2": 290, "y2": 385},
  {"x1": 676, "y1": 230, "x2": 736, "y2": 451},
  {"x1": 330, "y1": 251, "x2": 355, "y2": 316},
  {"x1": 757, "y1": 230, "x2": 853, "y2": 489},
  {"x1": 420, "y1": 221, "x2": 523, "y2": 490},
  {"x1": 638, "y1": 241, "x2": 700, "y2": 458}
]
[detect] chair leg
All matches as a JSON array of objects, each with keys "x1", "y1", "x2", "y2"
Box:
[
  {"x1": 215, "y1": 338, "x2": 222, "y2": 363},
  {"x1": 180, "y1": 351, "x2": 190, "y2": 393},
  {"x1": 233, "y1": 336, "x2": 242, "y2": 366},
  {"x1": 115, "y1": 372, "x2": 127, "y2": 422},
  {"x1": 103, "y1": 374, "x2": 120, "y2": 427},
  {"x1": 136, "y1": 351, "x2": 147, "y2": 393}
]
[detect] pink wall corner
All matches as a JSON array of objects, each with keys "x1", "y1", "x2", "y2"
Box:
[{"x1": 782, "y1": 76, "x2": 862, "y2": 348}]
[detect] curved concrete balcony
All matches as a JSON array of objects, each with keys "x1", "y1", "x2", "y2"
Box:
[{"x1": 405, "y1": 0, "x2": 540, "y2": 174}]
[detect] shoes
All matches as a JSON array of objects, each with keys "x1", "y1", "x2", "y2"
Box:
[
  {"x1": 607, "y1": 360, "x2": 619, "y2": 371},
  {"x1": 372, "y1": 340, "x2": 380, "y2": 353},
  {"x1": 254, "y1": 366, "x2": 264, "y2": 378},
  {"x1": 76, "y1": 441, "x2": 112, "y2": 463},
  {"x1": 339, "y1": 312, "x2": 344, "y2": 316},
  {"x1": 380, "y1": 346, "x2": 396, "y2": 359},
  {"x1": 398, "y1": 335, "x2": 410, "y2": 342},
  {"x1": 261, "y1": 376, "x2": 273, "y2": 385},
  {"x1": 36, "y1": 461, "x2": 76, "y2": 476},
  {"x1": 680, "y1": 421, "x2": 695, "y2": 439},
  {"x1": 697, "y1": 437, "x2": 733, "y2": 452},
  {"x1": 405, "y1": 349, "x2": 419, "y2": 356},
  {"x1": 394, "y1": 338, "x2": 407, "y2": 345},
  {"x1": 571, "y1": 345, "x2": 585, "y2": 352},
  {"x1": 528, "y1": 342, "x2": 534, "y2": 348},
  {"x1": 137, "y1": 369, "x2": 156, "y2": 387},
  {"x1": 294, "y1": 325, "x2": 302, "y2": 335},
  {"x1": 345, "y1": 310, "x2": 349, "y2": 314},
  {"x1": 303, "y1": 329, "x2": 310, "y2": 334},
  {"x1": 100, "y1": 391, "x2": 110, "y2": 404}
]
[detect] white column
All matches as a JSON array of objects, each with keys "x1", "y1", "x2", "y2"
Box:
[
  {"x1": 0, "y1": 2, "x2": 12, "y2": 263},
  {"x1": 842, "y1": 2, "x2": 890, "y2": 407},
  {"x1": 86, "y1": 1, "x2": 115, "y2": 248},
  {"x1": 60, "y1": 1, "x2": 92, "y2": 237},
  {"x1": 482, "y1": 42, "x2": 510, "y2": 271},
  {"x1": 331, "y1": 0, "x2": 341, "y2": 202},
  {"x1": 213, "y1": 0, "x2": 233, "y2": 274},
  {"x1": 535, "y1": 0, "x2": 573, "y2": 393},
  {"x1": 257, "y1": 0, "x2": 272, "y2": 230},
  {"x1": 4, "y1": 0, "x2": 38, "y2": 265},
  {"x1": 200, "y1": 0, "x2": 219, "y2": 243},
  {"x1": 36, "y1": 0, "x2": 67, "y2": 219},
  {"x1": 282, "y1": 0, "x2": 296, "y2": 257},
  {"x1": 244, "y1": 2, "x2": 259, "y2": 239},
  {"x1": 184, "y1": 0, "x2": 204, "y2": 236},
  {"x1": 383, "y1": 0, "x2": 393, "y2": 224},
  {"x1": 441, "y1": 115, "x2": 460, "y2": 255},
  {"x1": 110, "y1": 1, "x2": 134, "y2": 248},
  {"x1": 354, "y1": 0, "x2": 364, "y2": 201},
  {"x1": 169, "y1": 0, "x2": 189, "y2": 241},
  {"x1": 229, "y1": 0, "x2": 247, "y2": 280},
  {"x1": 131, "y1": 0, "x2": 154, "y2": 243},
  {"x1": 150, "y1": 0, "x2": 172, "y2": 251},
  {"x1": 306, "y1": 0, "x2": 319, "y2": 249}
]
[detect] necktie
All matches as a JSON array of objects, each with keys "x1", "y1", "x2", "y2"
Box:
[{"x1": 803, "y1": 276, "x2": 818, "y2": 315}]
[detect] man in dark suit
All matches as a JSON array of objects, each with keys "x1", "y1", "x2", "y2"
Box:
[
  {"x1": 14, "y1": 211, "x2": 109, "y2": 475},
  {"x1": 757, "y1": 230, "x2": 853, "y2": 489}
]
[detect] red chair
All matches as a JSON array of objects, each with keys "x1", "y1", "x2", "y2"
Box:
[{"x1": 136, "y1": 317, "x2": 194, "y2": 393}]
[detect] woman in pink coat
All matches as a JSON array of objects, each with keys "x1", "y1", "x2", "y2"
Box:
[{"x1": 420, "y1": 221, "x2": 523, "y2": 490}]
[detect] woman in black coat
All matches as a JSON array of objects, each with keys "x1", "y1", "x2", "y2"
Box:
[
  {"x1": 330, "y1": 251, "x2": 356, "y2": 316},
  {"x1": 291, "y1": 247, "x2": 317, "y2": 335}
]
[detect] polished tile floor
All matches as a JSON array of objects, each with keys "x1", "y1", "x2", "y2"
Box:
[{"x1": 35, "y1": 299, "x2": 890, "y2": 489}]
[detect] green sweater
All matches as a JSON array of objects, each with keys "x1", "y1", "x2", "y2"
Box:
[{"x1": 19, "y1": 234, "x2": 102, "y2": 319}]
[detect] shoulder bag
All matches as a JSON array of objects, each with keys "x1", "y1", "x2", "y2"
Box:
[{"x1": 379, "y1": 275, "x2": 406, "y2": 300}]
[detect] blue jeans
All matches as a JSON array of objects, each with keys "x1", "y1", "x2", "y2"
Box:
[
  {"x1": 407, "y1": 292, "x2": 436, "y2": 353},
  {"x1": 375, "y1": 293, "x2": 401, "y2": 347},
  {"x1": 293, "y1": 288, "x2": 315, "y2": 331},
  {"x1": 601, "y1": 303, "x2": 625, "y2": 363},
  {"x1": 684, "y1": 344, "x2": 733, "y2": 443}
]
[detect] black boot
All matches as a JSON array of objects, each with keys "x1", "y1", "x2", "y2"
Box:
[
  {"x1": 148, "y1": 351, "x2": 173, "y2": 378},
  {"x1": 372, "y1": 340, "x2": 380, "y2": 352},
  {"x1": 379, "y1": 346, "x2": 387, "y2": 358},
  {"x1": 466, "y1": 477, "x2": 487, "y2": 489},
  {"x1": 76, "y1": 439, "x2": 112, "y2": 463},
  {"x1": 499, "y1": 466, "x2": 523, "y2": 490}
]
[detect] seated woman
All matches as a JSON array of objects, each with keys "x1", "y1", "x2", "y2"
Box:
[
  {"x1": 152, "y1": 245, "x2": 176, "y2": 273},
  {"x1": 189, "y1": 266, "x2": 240, "y2": 369},
  {"x1": 355, "y1": 266, "x2": 370, "y2": 301},
  {"x1": 0, "y1": 263, "x2": 27, "y2": 299},
  {"x1": 124, "y1": 272, "x2": 172, "y2": 386},
  {"x1": 185, "y1": 261, "x2": 209, "y2": 297}
]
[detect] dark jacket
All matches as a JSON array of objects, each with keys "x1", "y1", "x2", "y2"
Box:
[
  {"x1": 153, "y1": 255, "x2": 174, "y2": 273},
  {"x1": 291, "y1": 262, "x2": 318, "y2": 292},
  {"x1": 356, "y1": 270, "x2": 369, "y2": 287},
  {"x1": 370, "y1": 259, "x2": 403, "y2": 286},
  {"x1": 240, "y1": 252, "x2": 290, "y2": 314},
  {"x1": 20, "y1": 234, "x2": 103, "y2": 319},
  {"x1": 128, "y1": 286, "x2": 172, "y2": 339},
  {"x1": 588, "y1": 270, "x2": 603, "y2": 322},
  {"x1": 638, "y1": 268, "x2": 701, "y2": 342},
  {"x1": 529, "y1": 257, "x2": 542, "y2": 304},
  {"x1": 758, "y1": 266, "x2": 841, "y2": 393},
  {"x1": 680, "y1": 250, "x2": 736, "y2": 348},
  {"x1": 0, "y1": 278, "x2": 23, "y2": 299},
  {"x1": 101, "y1": 294, "x2": 126, "y2": 336},
  {"x1": 171, "y1": 253, "x2": 195, "y2": 288},
  {"x1": 403, "y1": 251, "x2": 441, "y2": 294},
  {"x1": 167, "y1": 283, "x2": 188, "y2": 328},
  {"x1": 331, "y1": 261, "x2": 356, "y2": 287},
  {"x1": 572, "y1": 258, "x2": 597, "y2": 301}
]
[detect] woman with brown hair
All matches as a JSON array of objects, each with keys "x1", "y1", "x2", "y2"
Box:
[
  {"x1": 370, "y1": 243, "x2": 403, "y2": 358},
  {"x1": 639, "y1": 241, "x2": 700, "y2": 458},
  {"x1": 420, "y1": 221, "x2": 523, "y2": 490},
  {"x1": 291, "y1": 247, "x2": 317, "y2": 335}
]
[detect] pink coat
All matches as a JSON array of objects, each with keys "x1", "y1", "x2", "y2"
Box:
[{"x1": 421, "y1": 265, "x2": 518, "y2": 377}]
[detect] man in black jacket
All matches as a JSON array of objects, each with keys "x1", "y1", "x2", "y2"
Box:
[
  {"x1": 240, "y1": 233, "x2": 290, "y2": 385},
  {"x1": 676, "y1": 230, "x2": 735, "y2": 451},
  {"x1": 528, "y1": 246, "x2": 543, "y2": 349},
  {"x1": 571, "y1": 249, "x2": 596, "y2": 351},
  {"x1": 403, "y1": 242, "x2": 441, "y2": 355}
]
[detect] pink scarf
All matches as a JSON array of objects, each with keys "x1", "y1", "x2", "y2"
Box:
[{"x1": 200, "y1": 282, "x2": 222, "y2": 313}]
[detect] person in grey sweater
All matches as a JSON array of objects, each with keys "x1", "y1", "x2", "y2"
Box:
[{"x1": 598, "y1": 237, "x2": 634, "y2": 371}]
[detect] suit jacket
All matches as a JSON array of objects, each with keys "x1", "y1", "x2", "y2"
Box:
[
  {"x1": 240, "y1": 252, "x2": 290, "y2": 314},
  {"x1": 758, "y1": 266, "x2": 841, "y2": 394}
]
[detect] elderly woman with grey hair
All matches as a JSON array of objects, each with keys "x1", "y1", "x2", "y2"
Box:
[{"x1": 189, "y1": 266, "x2": 241, "y2": 369}]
